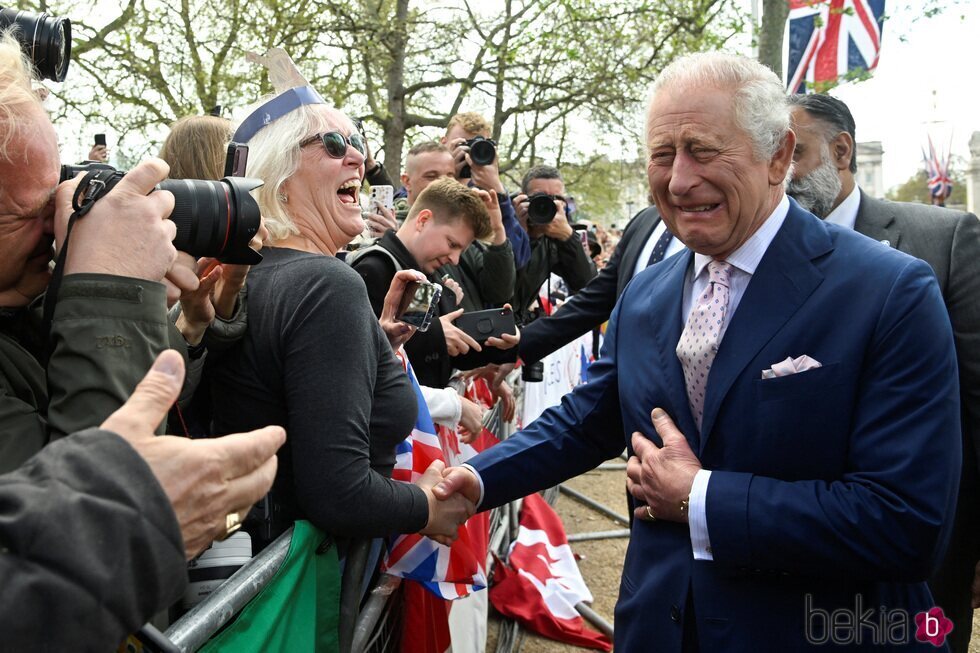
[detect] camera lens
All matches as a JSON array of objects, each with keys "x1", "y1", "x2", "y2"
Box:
[
  {"x1": 469, "y1": 138, "x2": 496, "y2": 166},
  {"x1": 0, "y1": 8, "x2": 71, "y2": 82},
  {"x1": 522, "y1": 360, "x2": 544, "y2": 383},
  {"x1": 527, "y1": 194, "x2": 557, "y2": 224},
  {"x1": 162, "y1": 177, "x2": 263, "y2": 264}
]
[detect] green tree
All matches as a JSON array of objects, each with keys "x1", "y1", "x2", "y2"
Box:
[{"x1": 28, "y1": 0, "x2": 743, "y2": 178}]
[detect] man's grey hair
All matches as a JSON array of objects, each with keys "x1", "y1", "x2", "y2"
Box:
[
  {"x1": 648, "y1": 52, "x2": 791, "y2": 162},
  {"x1": 0, "y1": 31, "x2": 44, "y2": 165},
  {"x1": 240, "y1": 102, "x2": 355, "y2": 243}
]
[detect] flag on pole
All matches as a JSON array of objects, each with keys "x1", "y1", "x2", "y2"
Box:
[
  {"x1": 923, "y1": 134, "x2": 954, "y2": 202},
  {"x1": 489, "y1": 493, "x2": 612, "y2": 651},
  {"x1": 784, "y1": 0, "x2": 886, "y2": 93}
]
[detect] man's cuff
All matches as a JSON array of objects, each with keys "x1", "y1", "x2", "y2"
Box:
[
  {"x1": 460, "y1": 463, "x2": 485, "y2": 508},
  {"x1": 689, "y1": 469, "x2": 713, "y2": 560}
]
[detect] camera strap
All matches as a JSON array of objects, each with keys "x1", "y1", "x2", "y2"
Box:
[{"x1": 41, "y1": 170, "x2": 118, "y2": 363}]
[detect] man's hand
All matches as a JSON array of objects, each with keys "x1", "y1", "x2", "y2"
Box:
[
  {"x1": 441, "y1": 275, "x2": 464, "y2": 307},
  {"x1": 364, "y1": 205, "x2": 398, "y2": 239},
  {"x1": 543, "y1": 206, "x2": 574, "y2": 241},
  {"x1": 458, "y1": 397, "x2": 486, "y2": 444},
  {"x1": 626, "y1": 408, "x2": 702, "y2": 523},
  {"x1": 57, "y1": 158, "x2": 178, "y2": 283},
  {"x1": 100, "y1": 350, "x2": 284, "y2": 559},
  {"x1": 473, "y1": 188, "x2": 506, "y2": 245},
  {"x1": 416, "y1": 460, "x2": 476, "y2": 543},
  {"x1": 441, "y1": 308, "x2": 481, "y2": 356},
  {"x1": 379, "y1": 269, "x2": 425, "y2": 351}
]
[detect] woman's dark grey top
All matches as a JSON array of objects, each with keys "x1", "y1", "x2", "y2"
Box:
[{"x1": 210, "y1": 247, "x2": 425, "y2": 538}]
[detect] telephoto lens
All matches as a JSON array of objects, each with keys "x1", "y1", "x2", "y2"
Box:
[
  {"x1": 526, "y1": 193, "x2": 558, "y2": 224},
  {"x1": 0, "y1": 7, "x2": 71, "y2": 82},
  {"x1": 467, "y1": 137, "x2": 496, "y2": 166},
  {"x1": 60, "y1": 163, "x2": 264, "y2": 264}
]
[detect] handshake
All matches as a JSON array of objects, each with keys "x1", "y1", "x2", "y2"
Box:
[{"x1": 415, "y1": 463, "x2": 483, "y2": 546}]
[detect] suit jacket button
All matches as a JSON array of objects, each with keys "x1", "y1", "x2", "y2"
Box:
[{"x1": 670, "y1": 605, "x2": 681, "y2": 622}]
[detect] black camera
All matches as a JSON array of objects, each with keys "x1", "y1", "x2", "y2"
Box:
[
  {"x1": 522, "y1": 359, "x2": 544, "y2": 383},
  {"x1": 459, "y1": 136, "x2": 496, "y2": 178},
  {"x1": 60, "y1": 163, "x2": 264, "y2": 264},
  {"x1": 0, "y1": 7, "x2": 70, "y2": 82},
  {"x1": 526, "y1": 193, "x2": 560, "y2": 225}
]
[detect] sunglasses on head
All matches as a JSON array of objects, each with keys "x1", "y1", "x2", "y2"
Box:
[{"x1": 299, "y1": 131, "x2": 366, "y2": 159}]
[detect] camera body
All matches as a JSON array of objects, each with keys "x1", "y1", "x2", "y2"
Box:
[
  {"x1": 60, "y1": 162, "x2": 264, "y2": 264},
  {"x1": 459, "y1": 136, "x2": 496, "y2": 179},
  {"x1": 526, "y1": 192, "x2": 559, "y2": 225},
  {"x1": 0, "y1": 6, "x2": 71, "y2": 82}
]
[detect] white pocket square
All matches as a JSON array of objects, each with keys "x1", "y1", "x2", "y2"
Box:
[{"x1": 761, "y1": 355, "x2": 822, "y2": 379}]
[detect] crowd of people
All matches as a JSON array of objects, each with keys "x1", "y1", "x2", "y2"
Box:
[{"x1": 1, "y1": 14, "x2": 978, "y2": 653}]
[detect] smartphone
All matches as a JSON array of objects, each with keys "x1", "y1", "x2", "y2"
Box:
[
  {"x1": 397, "y1": 281, "x2": 442, "y2": 332},
  {"x1": 93, "y1": 133, "x2": 106, "y2": 147},
  {"x1": 454, "y1": 307, "x2": 517, "y2": 344},
  {"x1": 224, "y1": 142, "x2": 249, "y2": 177},
  {"x1": 369, "y1": 185, "x2": 394, "y2": 213}
]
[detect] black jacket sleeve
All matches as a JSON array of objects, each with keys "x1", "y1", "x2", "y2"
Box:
[
  {"x1": 519, "y1": 235, "x2": 623, "y2": 363},
  {"x1": 552, "y1": 233, "x2": 597, "y2": 294},
  {"x1": 0, "y1": 429, "x2": 186, "y2": 650}
]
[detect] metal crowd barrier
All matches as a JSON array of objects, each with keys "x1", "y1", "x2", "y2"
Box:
[
  {"x1": 161, "y1": 399, "x2": 508, "y2": 653},
  {"x1": 165, "y1": 526, "x2": 294, "y2": 652}
]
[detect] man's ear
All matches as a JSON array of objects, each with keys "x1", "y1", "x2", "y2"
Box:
[
  {"x1": 415, "y1": 209, "x2": 432, "y2": 230},
  {"x1": 768, "y1": 130, "x2": 796, "y2": 186},
  {"x1": 831, "y1": 132, "x2": 854, "y2": 172},
  {"x1": 400, "y1": 173, "x2": 410, "y2": 192}
]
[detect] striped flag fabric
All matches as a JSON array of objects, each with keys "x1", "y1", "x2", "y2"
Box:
[
  {"x1": 382, "y1": 353, "x2": 493, "y2": 600},
  {"x1": 923, "y1": 134, "x2": 953, "y2": 201},
  {"x1": 784, "y1": 0, "x2": 886, "y2": 93}
]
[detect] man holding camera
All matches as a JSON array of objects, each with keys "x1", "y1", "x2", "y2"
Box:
[
  {"x1": 398, "y1": 141, "x2": 516, "y2": 313},
  {"x1": 0, "y1": 32, "x2": 282, "y2": 648},
  {"x1": 511, "y1": 165, "x2": 596, "y2": 324},
  {"x1": 443, "y1": 112, "x2": 530, "y2": 269}
]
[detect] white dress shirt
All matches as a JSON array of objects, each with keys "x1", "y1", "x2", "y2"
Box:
[
  {"x1": 823, "y1": 184, "x2": 860, "y2": 230},
  {"x1": 687, "y1": 194, "x2": 790, "y2": 560},
  {"x1": 634, "y1": 219, "x2": 688, "y2": 279}
]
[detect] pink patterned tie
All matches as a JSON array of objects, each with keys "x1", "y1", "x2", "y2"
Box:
[{"x1": 676, "y1": 260, "x2": 733, "y2": 430}]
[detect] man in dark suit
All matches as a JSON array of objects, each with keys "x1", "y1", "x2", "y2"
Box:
[
  {"x1": 518, "y1": 204, "x2": 686, "y2": 363},
  {"x1": 434, "y1": 53, "x2": 961, "y2": 651},
  {"x1": 787, "y1": 92, "x2": 980, "y2": 652}
]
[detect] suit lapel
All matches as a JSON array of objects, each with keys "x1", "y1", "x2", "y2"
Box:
[
  {"x1": 641, "y1": 249, "x2": 700, "y2": 446},
  {"x1": 854, "y1": 190, "x2": 901, "y2": 249},
  {"x1": 698, "y1": 205, "x2": 833, "y2": 449}
]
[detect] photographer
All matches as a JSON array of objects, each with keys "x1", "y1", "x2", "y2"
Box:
[
  {"x1": 443, "y1": 112, "x2": 530, "y2": 269},
  {"x1": 0, "y1": 31, "x2": 282, "y2": 648},
  {"x1": 399, "y1": 141, "x2": 515, "y2": 312},
  {"x1": 511, "y1": 165, "x2": 596, "y2": 324}
]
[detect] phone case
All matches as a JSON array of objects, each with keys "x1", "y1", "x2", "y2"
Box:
[{"x1": 454, "y1": 308, "x2": 517, "y2": 343}]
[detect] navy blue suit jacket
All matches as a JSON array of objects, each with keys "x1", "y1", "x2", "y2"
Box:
[{"x1": 472, "y1": 201, "x2": 961, "y2": 651}]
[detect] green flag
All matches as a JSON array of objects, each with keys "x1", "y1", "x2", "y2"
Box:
[{"x1": 200, "y1": 521, "x2": 341, "y2": 652}]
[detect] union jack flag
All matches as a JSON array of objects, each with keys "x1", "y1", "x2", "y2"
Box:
[
  {"x1": 382, "y1": 352, "x2": 495, "y2": 600},
  {"x1": 923, "y1": 134, "x2": 954, "y2": 201},
  {"x1": 784, "y1": 0, "x2": 886, "y2": 93}
]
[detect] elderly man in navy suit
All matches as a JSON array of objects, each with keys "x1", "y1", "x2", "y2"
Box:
[{"x1": 435, "y1": 53, "x2": 960, "y2": 651}]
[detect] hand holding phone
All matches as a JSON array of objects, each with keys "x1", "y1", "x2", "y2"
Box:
[
  {"x1": 453, "y1": 307, "x2": 517, "y2": 344},
  {"x1": 397, "y1": 280, "x2": 442, "y2": 332}
]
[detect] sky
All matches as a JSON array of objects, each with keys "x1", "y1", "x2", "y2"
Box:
[{"x1": 778, "y1": 3, "x2": 980, "y2": 191}]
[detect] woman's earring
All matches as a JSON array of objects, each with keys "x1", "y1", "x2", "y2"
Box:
[{"x1": 277, "y1": 190, "x2": 288, "y2": 202}]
